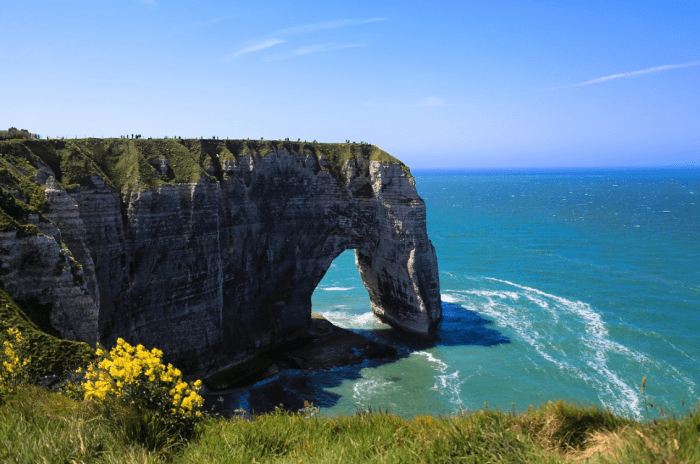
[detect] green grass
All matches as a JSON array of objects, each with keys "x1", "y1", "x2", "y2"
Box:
[
  {"x1": 0, "y1": 386, "x2": 181, "y2": 463},
  {"x1": 1, "y1": 384, "x2": 698, "y2": 463}
]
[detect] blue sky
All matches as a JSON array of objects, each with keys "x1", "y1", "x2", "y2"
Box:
[{"x1": 1, "y1": 0, "x2": 699, "y2": 169}]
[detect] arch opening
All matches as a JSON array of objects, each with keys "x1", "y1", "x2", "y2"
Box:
[{"x1": 311, "y1": 249, "x2": 389, "y2": 332}]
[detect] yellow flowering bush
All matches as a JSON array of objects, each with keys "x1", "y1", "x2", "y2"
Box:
[
  {"x1": 0, "y1": 328, "x2": 31, "y2": 394},
  {"x1": 82, "y1": 338, "x2": 204, "y2": 436}
]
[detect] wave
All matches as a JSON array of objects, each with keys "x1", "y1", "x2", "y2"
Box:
[
  {"x1": 441, "y1": 293, "x2": 460, "y2": 304},
  {"x1": 318, "y1": 310, "x2": 386, "y2": 330},
  {"x1": 432, "y1": 371, "x2": 465, "y2": 411},
  {"x1": 446, "y1": 278, "x2": 653, "y2": 417},
  {"x1": 415, "y1": 351, "x2": 449, "y2": 373},
  {"x1": 322, "y1": 287, "x2": 355, "y2": 291},
  {"x1": 352, "y1": 377, "x2": 394, "y2": 407},
  {"x1": 414, "y1": 351, "x2": 466, "y2": 411}
]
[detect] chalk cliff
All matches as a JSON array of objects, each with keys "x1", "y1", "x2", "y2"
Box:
[{"x1": 0, "y1": 138, "x2": 441, "y2": 379}]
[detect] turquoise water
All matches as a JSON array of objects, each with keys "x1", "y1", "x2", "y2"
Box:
[{"x1": 219, "y1": 168, "x2": 700, "y2": 419}]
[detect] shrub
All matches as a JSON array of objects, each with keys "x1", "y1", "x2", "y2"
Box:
[
  {"x1": 0, "y1": 328, "x2": 31, "y2": 397},
  {"x1": 81, "y1": 338, "x2": 204, "y2": 439}
]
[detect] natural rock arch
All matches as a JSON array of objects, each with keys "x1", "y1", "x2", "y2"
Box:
[{"x1": 0, "y1": 141, "x2": 441, "y2": 380}]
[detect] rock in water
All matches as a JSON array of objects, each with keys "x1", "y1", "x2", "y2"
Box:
[{"x1": 0, "y1": 139, "x2": 441, "y2": 379}]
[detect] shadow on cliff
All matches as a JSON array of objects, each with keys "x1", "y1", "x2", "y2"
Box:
[{"x1": 203, "y1": 303, "x2": 508, "y2": 416}]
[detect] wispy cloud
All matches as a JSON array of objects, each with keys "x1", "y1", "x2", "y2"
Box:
[
  {"x1": 227, "y1": 39, "x2": 285, "y2": 60},
  {"x1": 227, "y1": 17, "x2": 384, "y2": 60},
  {"x1": 192, "y1": 14, "x2": 238, "y2": 28},
  {"x1": 268, "y1": 43, "x2": 365, "y2": 60},
  {"x1": 547, "y1": 60, "x2": 700, "y2": 90},
  {"x1": 274, "y1": 18, "x2": 384, "y2": 37}
]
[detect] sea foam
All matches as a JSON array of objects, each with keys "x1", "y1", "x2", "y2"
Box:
[
  {"x1": 318, "y1": 310, "x2": 386, "y2": 330},
  {"x1": 447, "y1": 277, "x2": 650, "y2": 418}
]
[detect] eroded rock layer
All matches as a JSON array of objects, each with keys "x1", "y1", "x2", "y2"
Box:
[{"x1": 0, "y1": 139, "x2": 441, "y2": 378}]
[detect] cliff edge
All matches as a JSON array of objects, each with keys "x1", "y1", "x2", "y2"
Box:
[{"x1": 0, "y1": 138, "x2": 441, "y2": 380}]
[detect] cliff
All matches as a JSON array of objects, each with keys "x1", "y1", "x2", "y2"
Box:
[{"x1": 0, "y1": 138, "x2": 441, "y2": 381}]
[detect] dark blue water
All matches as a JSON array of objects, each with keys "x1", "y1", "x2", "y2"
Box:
[{"x1": 217, "y1": 168, "x2": 700, "y2": 419}]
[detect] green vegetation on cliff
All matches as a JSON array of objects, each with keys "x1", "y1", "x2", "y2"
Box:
[
  {"x1": 0, "y1": 140, "x2": 51, "y2": 234},
  {"x1": 0, "y1": 136, "x2": 410, "y2": 241},
  {"x1": 1, "y1": 385, "x2": 698, "y2": 463},
  {"x1": 1, "y1": 138, "x2": 409, "y2": 193},
  {"x1": 0, "y1": 289, "x2": 94, "y2": 378}
]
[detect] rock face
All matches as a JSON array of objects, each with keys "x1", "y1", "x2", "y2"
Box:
[{"x1": 0, "y1": 139, "x2": 441, "y2": 379}]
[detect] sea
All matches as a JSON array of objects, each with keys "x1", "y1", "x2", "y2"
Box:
[{"x1": 214, "y1": 167, "x2": 700, "y2": 419}]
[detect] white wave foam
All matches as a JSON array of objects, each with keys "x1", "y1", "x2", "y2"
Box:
[
  {"x1": 441, "y1": 293, "x2": 460, "y2": 304},
  {"x1": 318, "y1": 310, "x2": 386, "y2": 329},
  {"x1": 452, "y1": 277, "x2": 650, "y2": 417},
  {"x1": 322, "y1": 287, "x2": 355, "y2": 291},
  {"x1": 459, "y1": 288, "x2": 575, "y2": 373},
  {"x1": 668, "y1": 365, "x2": 697, "y2": 397},
  {"x1": 432, "y1": 371, "x2": 464, "y2": 409},
  {"x1": 415, "y1": 351, "x2": 448, "y2": 373},
  {"x1": 411, "y1": 351, "x2": 463, "y2": 409},
  {"x1": 353, "y1": 377, "x2": 392, "y2": 405}
]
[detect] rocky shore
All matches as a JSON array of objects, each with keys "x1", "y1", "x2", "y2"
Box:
[{"x1": 202, "y1": 313, "x2": 397, "y2": 390}]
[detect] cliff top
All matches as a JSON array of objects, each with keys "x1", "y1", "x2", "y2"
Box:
[
  {"x1": 1, "y1": 138, "x2": 409, "y2": 188},
  {"x1": 0, "y1": 137, "x2": 410, "y2": 233}
]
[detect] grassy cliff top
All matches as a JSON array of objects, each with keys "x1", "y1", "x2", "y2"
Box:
[
  {"x1": 0, "y1": 138, "x2": 410, "y2": 195},
  {"x1": 2, "y1": 385, "x2": 699, "y2": 463}
]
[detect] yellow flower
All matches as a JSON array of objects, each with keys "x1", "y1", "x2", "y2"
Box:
[
  {"x1": 79, "y1": 336, "x2": 205, "y2": 419},
  {"x1": 1, "y1": 328, "x2": 31, "y2": 392}
]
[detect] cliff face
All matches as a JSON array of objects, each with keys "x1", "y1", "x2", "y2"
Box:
[{"x1": 0, "y1": 139, "x2": 441, "y2": 378}]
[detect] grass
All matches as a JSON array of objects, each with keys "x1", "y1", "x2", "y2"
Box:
[
  {"x1": 0, "y1": 386, "x2": 181, "y2": 463},
  {"x1": 1, "y1": 384, "x2": 698, "y2": 463}
]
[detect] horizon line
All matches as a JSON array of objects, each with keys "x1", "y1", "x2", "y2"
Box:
[{"x1": 410, "y1": 164, "x2": 700, "y2": 171}]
